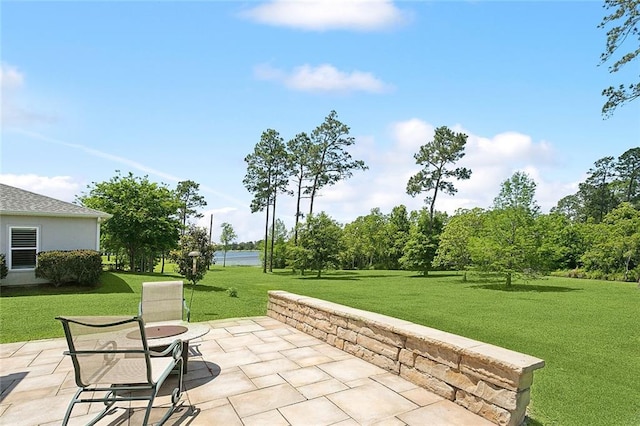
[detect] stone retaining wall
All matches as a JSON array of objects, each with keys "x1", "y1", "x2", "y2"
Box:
[{"x1": 267, "y1": 290, "x2": 544, "y2": 426}]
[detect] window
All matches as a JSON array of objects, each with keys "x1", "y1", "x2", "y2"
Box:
[{"x1": 10, "y1": 227, "x2": 38, "y2": 270}]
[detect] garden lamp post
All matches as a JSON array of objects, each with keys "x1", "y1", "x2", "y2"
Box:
[{"x1": 187, "y1": 251, "x2": 201, "y2": 319}]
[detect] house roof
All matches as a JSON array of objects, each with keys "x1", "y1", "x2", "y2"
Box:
[{"x1": 0, "y1": 183, "x2": 112, "y2": 219}]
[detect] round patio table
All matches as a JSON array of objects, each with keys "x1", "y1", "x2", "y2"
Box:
[{"x1": 142, "y1": 320, "x2": 210, "y2": 373}]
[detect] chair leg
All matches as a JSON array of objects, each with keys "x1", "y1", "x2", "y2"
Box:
[
  {"x1": 151, "y1": 358, "x2": 184, "y2": 426},
  {"x1": 142, "y1": 391, "x2": 156, "y2": 426},
  {"x1": 84, "y1": 389, "x2": 118, "y2": 426},
  {"x1": 61, "y1": 388, "x2": 82, "y2": 426}
]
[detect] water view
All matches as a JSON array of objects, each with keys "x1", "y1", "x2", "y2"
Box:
[{"x1": 213, "y1": 250, "x2": 260, "y2": 266}]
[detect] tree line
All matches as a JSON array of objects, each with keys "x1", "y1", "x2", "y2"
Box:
[
  {"x1": 244, "y1": 114, "x2": 639, "y2": 283},
  {"x1": 78, "y1": 134, "x2": 638, "y2": 285}
]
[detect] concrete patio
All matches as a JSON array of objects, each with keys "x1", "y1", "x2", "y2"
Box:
[{"x1": 0, "y1": 316, "x2": 494, "y2": 425}]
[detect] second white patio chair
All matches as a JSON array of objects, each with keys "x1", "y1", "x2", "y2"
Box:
[{"x1": 139, "y1": 281, "x2": 190, "y2": 323}]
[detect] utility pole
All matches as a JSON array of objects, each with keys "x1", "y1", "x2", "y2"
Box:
[{"x1": 208, "y1": 214, "x2": 214, "y2": 270}]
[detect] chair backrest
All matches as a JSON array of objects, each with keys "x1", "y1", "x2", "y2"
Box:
[
  {"x1": 57, "y1": 316, "x2": 151, "y2": 387},
  {"x1": 140, "y1": 281, "x2": 185, "y2": 322}
]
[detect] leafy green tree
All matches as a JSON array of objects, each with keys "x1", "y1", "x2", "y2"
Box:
[
  {"x1": 406, "y1": 126, "x2": 471, "y2": 227},
  {"x1": 287, "y1": 132, "x2": 314, "y2": 244},
  {"x1": 533, "y1": 213, "x2": 577, "y2": 272},
  {"x1": 244, "y1": 129, "x2": 292, "y2": 273},
  {"x1": 552, "y1": 193, "x2": 586, "y2": 223},
  {"x1": 268, "y1": 219, "x2": 290, "y2": 269},
  {"x1": 400, "y1": 209, "x2": 445, "y2": 275},
  {"x1": 175, "y1": 180, "x2": 207, "y2": 234},
  {"x1": 493, "y1": 171, "x2": 540, "y2": 215},
  {"x1": 599, "y1": 0, "x2": 640, "y2": 117},
  {"x1": 307, "y1": 110, "x2": 368, "y2": 216},
  {"x1": 386, "y1": 205, "x2": 411, "y2": 270},
  {"x1": 470, "y1": 208, "x2": 538, "y2": 286},
  {"x1": 339, "y1": 218, "x2": 368, "y2": 270},
  {"x1": 219, "y1": 222, "x2": 237, "y2": 267},
  {"x1": 340, "y1": 208, "x2": 389, "y2": 269},
  {"x1": 170, "y1": 225, "x2": 215, "y2": 284},
  {"x1": 553, "y1": 150, "x2": 639, "y2": 226},
  {"x1": 615, "y1": 147, "x2": 640, "y2": 207},
  {"x1": 360, "y1": 208, "x2": 388, "y2": 268},
  {"x1": 535, "y1": 213, "x2": 588, "y2": 271},
  {"x1": 580, "y1": 156, "x2": 618, "y2": 223},
  {"x1": 581, "y1": 202, "x2": 640, "y2": 281},
  {"x1": 79, "y1": 172, "x2": 181, "y2": 272},
  {"x1": 293, "y1": 212, "x2": 343, "y2": 277},
  {"x1": 433, "y1": 208, "x2": 485, "y2": 280},
  {"x1": 471, "y1": 172, "x2": 541, "y2": 286}
]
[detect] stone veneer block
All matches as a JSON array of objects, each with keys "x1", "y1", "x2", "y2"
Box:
[
  {"x1": 399, "y1": 348, "x2": 416, "y2": 367},
  {"x1": 405, "y1": 335, "x2": 462, "y2": 368},
  {"x1": 400, "y1": 365, "x2": 455, "y2": 400},
  {"x1": 466, "y1": 380, "x2": 530, "y2": 412},
  {"x1": 337, "y1": 327, "x2": 358, "y2": 343},
  {"x1": 460, "y1": 344, "x2": 544, "y2": 391},
  {"x1": 356, "y1": 323, "x2": 406, "y2": 348},
  {"x1": 330, "y1": 314, "x2": 348, "y2": 329},
  {"x1": 310, "y1": 316, "x2": 337, "y2": 335},
  {"x1": 455, "y1": 390, "x2": 527, "y2": 426},
  {"x1": 344, "y1": 342, "x2": 400, "y2": 373},
  {"x1": 356, "y1": 334, "x2": 400, "y2": 360},
  {"x1": 413, "y1": 353, "x2": 525, "y2": 410},
  {"x1": 415, "y1": 354, "x2": 474, "y2": 388}
]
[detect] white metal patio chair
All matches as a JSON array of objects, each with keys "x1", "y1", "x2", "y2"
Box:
[
  {"x1": 139, "y1": 281, "x2": 190, "y2": 322},
  {"x1": 56, "y1": 315, "x2": 183, "y2": 426}
]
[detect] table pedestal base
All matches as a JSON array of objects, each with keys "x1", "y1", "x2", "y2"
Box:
[{"x1": 151, "y1": 341, "x2": 190, "y2": 374}]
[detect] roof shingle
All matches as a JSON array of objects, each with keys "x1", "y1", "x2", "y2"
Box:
[{"x1": 0, "y1": 183, "x2": 111, "y2": 219}]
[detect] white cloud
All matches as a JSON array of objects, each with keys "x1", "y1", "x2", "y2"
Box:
[
  {"x1": 0, "y1": 174, "x2": 82, "y2": 203},
  {"x1": 301, "y1": 119, "x2": 575, "y2": 226},
  {"x1": 389, "y1": 118, "x2": 434, "y2": 152},
  {"x1": 0, "y1": 63, "x2": 57, "y2": 126},
  {"x1": 0, "y1": 63, "x2": 24, "y2": 89},
  {"x1": 464, "y1": 131, "x2": 555, "y2": 168},
  {"x1": 255, "y1": 63, "x2": 392, "y2": 94},
  {"x1": 241, "y1": 0, "x2": 407, "y2": 31}
]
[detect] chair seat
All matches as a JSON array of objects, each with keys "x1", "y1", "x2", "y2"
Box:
[{"x1": 84, "y1": 356, "x2": 177, "y2": 386}]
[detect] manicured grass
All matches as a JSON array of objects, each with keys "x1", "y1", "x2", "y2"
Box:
[{"x1": 1, "y1": 267, "x2": 638, "y2": 425}]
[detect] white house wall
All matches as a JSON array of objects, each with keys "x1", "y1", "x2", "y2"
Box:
[{"x1": 1, "y1": 214, "x2": 101, "y2": 286}]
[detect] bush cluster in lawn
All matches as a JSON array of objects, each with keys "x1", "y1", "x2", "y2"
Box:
[
  {"x1": 0, "y1": 253, "x2": 7, "y2": 279},
  {"x1": 35, "y1": 250, "x2": 103, "y2": 286},
  {"x1": 552, "y1": 267, "x2": 640, "y2": 282}
]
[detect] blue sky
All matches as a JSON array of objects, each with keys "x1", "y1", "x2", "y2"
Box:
[{"x1": 2, "y1": 1, "x2": 638, "y2": 242}]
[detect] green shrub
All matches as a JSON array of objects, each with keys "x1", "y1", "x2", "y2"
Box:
[
  {"x1": 0, "y1": 253, "x2": 7, "y2": 279},
  {"x1": 227, "y1": 287, "x2": 238, "y2": 297},
  {"x1": 36, "y1": 250, "x2": 103, "y2": 286}
]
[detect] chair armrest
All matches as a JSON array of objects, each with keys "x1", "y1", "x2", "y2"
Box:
[
  {"x1": 183, "y1": 298, "x2": 190, "y2": 322},
  {"x1": 138, "y1": 302, "x2": 143, "y2": 317},
  {"x1": 150, "y1": 339, "x2": 182, "y2": 360}
]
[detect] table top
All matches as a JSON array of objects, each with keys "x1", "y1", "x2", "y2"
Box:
[{"x1": 142, "y1": 320, "x2": 209, "y2": 347}]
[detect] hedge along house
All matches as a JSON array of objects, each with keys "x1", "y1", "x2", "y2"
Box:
[{"x1": 0, "y1": 183, "x2": 111, "y2": 286}]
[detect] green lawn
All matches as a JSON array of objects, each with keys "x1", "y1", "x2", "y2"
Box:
[{"x1": 1, "y1": 267, "x2": 638, "y2": 425}]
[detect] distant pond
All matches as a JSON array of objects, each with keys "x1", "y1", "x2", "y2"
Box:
[{"x1": 213, "y1": 250, "x2": 261, "y2": 266}]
